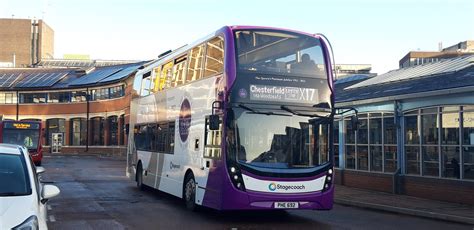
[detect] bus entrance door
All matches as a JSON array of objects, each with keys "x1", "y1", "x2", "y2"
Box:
[{"x1": 51, "y1": 133, "x2": 63, "y2": 153}]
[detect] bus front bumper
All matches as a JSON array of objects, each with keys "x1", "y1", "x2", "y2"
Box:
[{"x1": 219, "y1": 185, "x2": 334, "y2": 210}]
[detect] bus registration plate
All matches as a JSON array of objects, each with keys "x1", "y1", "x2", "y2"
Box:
[{"x1": 274, "y1": 202, "x2": 299, "y2": 209}]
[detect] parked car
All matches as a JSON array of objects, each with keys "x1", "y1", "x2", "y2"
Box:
[{"x1": 0, "y1": 143, "x2": 60, "y2": 229}]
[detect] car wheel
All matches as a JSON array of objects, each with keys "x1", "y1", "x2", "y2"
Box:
[
  {"x1": 136, "y1": 165, "x2": 144, "y2": 190},
  {"x1": 184, "y1": 173, "x2": 197, "y2": 211}
]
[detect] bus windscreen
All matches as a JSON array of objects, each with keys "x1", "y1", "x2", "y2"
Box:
[{"x1": 2, "y1": 126, "x2": 40, "y2": 149}]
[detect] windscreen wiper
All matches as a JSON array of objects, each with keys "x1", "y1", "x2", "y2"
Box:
[
  {"x1": 280, "y1": 105, "x2": 330, "y2": 118},
  {"x1": 238, "y1": 104, "x2": 291, "y2": 116}
]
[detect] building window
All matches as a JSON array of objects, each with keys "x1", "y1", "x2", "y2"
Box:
[
  {"x1": 334, "y1": 120, "x2": 340, "y2": 168},
  {"x1": 70, "y1": 118, "x2": 87, "y2": 146},
  {"x1": 441, "y1": 106, "x2": 460, "y2": 178},
  {"x1": 20, "y1": 93, "x2": 47, "y2": 103},
  {"x1": 404, "y1": 106, "x2": 474, "y2": 180},
  {"x1": 462, "y1": 106, "x2": 474, "y2": 180},
  {"x1": 109, "y1": 85, "x2": 124, "y2": 99},
  {"x1": 108, "y1": 116, "x2": 118, "y2": 146},
  {"x1": 46, "y1": 118, "x2": 65, "y2": 145},
  {"x1": 120, "y1": 114, "x2": 125, "y2": 145},
  {"x1": 344, "y1": 112, "x2": 397, "y2": 172},
  {"x1": 48, "y1": 92, "x2": 70, "y2": 103},
  {"x1": 90, "y1": 88, "x2": 110, "y2": 101},
  {"x1": 357, "y1": 115, "x2": 369, "y2": 170},
  {"x1": 0, "y1": 92, "x2": 17, "y2": 104},
  {"x1": 345, "y1": 117, "x2": 355, "y2": 169},
  {"x1": 370, "y1": 114, "x2": 382, "y2": 171},
  {"x1": 317, "y1": 124, "x2": 330, "y2": 164},
  {"x1": 421, "y1": 108, "x2": 439, "y2": 177},
  {"x1": 71, "y1": 91, "x2": 87, "y2": 102},
  {"x1": 91, "y1": 117, "x2": 104, "y2": 145},
  {"x1": 405, "y1": 111, "x2": 419, "y2": 175}
]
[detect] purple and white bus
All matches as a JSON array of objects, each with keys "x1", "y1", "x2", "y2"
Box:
[{"x1": 127, "y1": 26, "x2": 336, "y2": 211}]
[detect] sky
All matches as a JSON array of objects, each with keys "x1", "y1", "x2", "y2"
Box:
[{"x1": 1, "y1": 0, "x2": 473, "y2": 74}]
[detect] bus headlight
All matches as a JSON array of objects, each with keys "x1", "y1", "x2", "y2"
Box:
[
  {"x1": 228, "y1": 164, "x2": 246, "y2": 191},
  {"x1": 323, "y1": 168, "x2": 334, "y2": 192}
]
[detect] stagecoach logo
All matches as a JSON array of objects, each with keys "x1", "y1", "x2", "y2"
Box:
[
  {"x1": 268, "y1": 183, "x2": 277, "y2": 191},
  {"x1": 268, "y1": 182, "x2": 306, "y2": 192},
  {"x1": 179, "y1": 98, "x2": 191, "y2": 142},
  {"x1": 238, "y1": 88, "x2": 248, "y2": 98}
]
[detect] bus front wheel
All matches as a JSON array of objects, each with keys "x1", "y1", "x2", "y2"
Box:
[{"x1": 184, "y1": 173, "x2": 197, "y2": 211}]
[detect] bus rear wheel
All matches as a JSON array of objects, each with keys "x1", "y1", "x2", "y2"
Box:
[
  {"x1": 184, "y1": 173, "x2": 197, "y2": 211},
  {"x1": 136, "y1": 164, "x2": 144, "y2": 190}
]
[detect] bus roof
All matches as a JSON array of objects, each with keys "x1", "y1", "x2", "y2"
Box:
[
  {"x1": 136, "y1": 25, "x2": 321, "y2": 76},
  {"x1": 230, "y1": 25, "x2": 317, "y2": 37}
]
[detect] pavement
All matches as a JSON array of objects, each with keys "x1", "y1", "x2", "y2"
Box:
[{"x1": 334, "y1": 184, "x2": 474, "y2": 225}]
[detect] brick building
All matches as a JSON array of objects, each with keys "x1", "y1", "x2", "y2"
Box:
[
  {"x1": 0, "y1": 18, "x2": 54, "y2": 67},
  {"x1": 399, "y1": 40, "x2": 474, "y2": 68},
  {"x1": 0, "y1": 60, "x2": 146, "y2": 155}
]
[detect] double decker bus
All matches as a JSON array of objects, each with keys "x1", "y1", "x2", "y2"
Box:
[
  {"x1": 127, "y1": 26, "x2": 336, "y2": 210},
  {"x1": 0, "y1": 120, "x2": 43, "y2": 165}
]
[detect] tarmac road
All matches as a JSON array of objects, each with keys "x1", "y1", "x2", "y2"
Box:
[{"x1": 41, "y1": 155, "x2": 472, "y2": 230}]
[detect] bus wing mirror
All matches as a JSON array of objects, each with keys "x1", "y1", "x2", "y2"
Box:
[
  {"x1": 351, "y1": 115, "x2": 359, "y2": 131},
  {"x1": 36, "y1": 166, "x2": 45, "y2": 174},
  {"x1": 209, "y1": 115, "x2": 220, "y2": 131}
]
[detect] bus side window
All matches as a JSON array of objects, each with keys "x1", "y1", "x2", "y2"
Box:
[
  {"x1": 140, "y1": 72, "x2": 152, "y2": 96},
  {"x1": 154, "y1": 122, "x2": 175, "y2": 154},
  {"x1": 204, "y1": 116, "x2": 222, "y2": 159},
  {"x1": 186, "y1": 43, "x2": 206, "y2": 82},
  {"x1": 149, "y1": 124, "x2": 157, "y2": 152},
  {"x1": 157, "y1": 123, "x2": 168, "y2": 153},
  {"x1": 134, "y1": 125, "x2": 146, "y2": 150},
  {"x1": 173, "y1": 56, "x2": 187, "y2": 87},
  {"x1": 204, "y1": 36, "x2": 224, "y2": 78},
  {"x1": 151, "y1": 66, "x2": 161, "y2": 93},
  {"x1": 158, "y1": 62, "x2": 173, "y2": 91},
  {"x1": 132, "y1": 73, "x2": 142, "y2": 97}
]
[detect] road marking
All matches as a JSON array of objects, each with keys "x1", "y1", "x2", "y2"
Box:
[
  {"x1": 47, "y1": 205, "x2": 52, "y2": 210},
  {"x1": 49, "y1": 215, "x2": 56, "y2": 222}
]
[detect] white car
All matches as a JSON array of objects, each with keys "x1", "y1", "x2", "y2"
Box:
[{"x1": 0, "y1": 144, "x2": 60, "y2": 230}]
